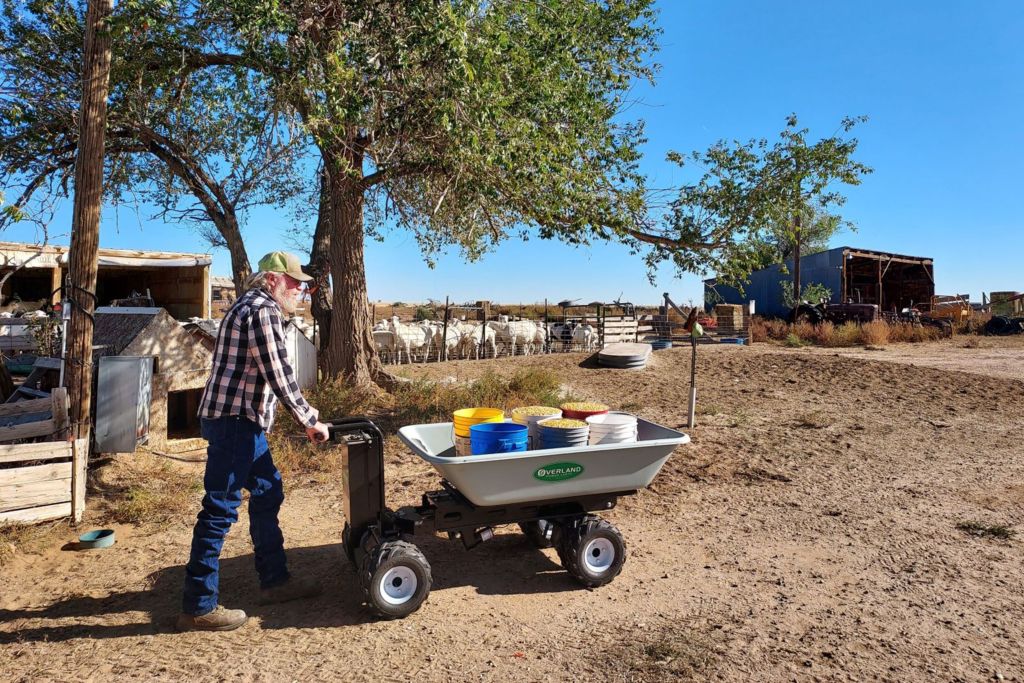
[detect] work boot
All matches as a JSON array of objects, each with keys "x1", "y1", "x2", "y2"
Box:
[
  {"x1": 258, "y1": 575, "x2": 322, "y2": 605},
  {"x1": 176, "y1": 605, "x2": 248, "y2": 632}
]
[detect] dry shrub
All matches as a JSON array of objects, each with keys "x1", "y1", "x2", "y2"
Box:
[
  {"x1": 860, "y1": 320, "x2": 890, "y2": 346},
  {"x1": 783, "y1": 332, "x2": 806, "y2": 348},
  {"x1": 791, "y1": 321, "x2": 816, "y2": 343},
  {"x1": 764, "y1": 319, "x2": 789, "y2": 340},
  {"x1": 828, "y1": 323, "x2": 861, "y2": 347},
  {"x1": 809, "y1": 321, "x2": 835, "y2": 345},
  {"x1": 749, "y1": 316, "x2": 768, "y2": 343},
  {"x1": 749, "y1": 316, "x2": 789, "y2": 342},
  {"x1": 888, "y1": 322, "x2": 942, "y2": 343}
]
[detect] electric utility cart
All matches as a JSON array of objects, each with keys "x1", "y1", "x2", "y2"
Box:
[{"x1": 329, "y1": 416, "x2": 690, "y2": 619}]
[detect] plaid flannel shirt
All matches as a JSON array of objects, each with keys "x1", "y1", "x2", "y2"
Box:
[{"x1": 198, "y1": 287, "x2": 317, "y2": 432}]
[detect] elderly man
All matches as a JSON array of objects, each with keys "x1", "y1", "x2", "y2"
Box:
[{"x1": 177, "y1": 251, "x2": 330, "y2": 632}]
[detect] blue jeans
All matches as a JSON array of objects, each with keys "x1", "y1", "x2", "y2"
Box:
[{"x1": 181, "y1": 416, "x2": 290, "y2": 615}]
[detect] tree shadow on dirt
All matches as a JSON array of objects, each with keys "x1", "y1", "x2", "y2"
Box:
[{"x1": 0, "y1": 532, "x2": 579, "y2": 644}]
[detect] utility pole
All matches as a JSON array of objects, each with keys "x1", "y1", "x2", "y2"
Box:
[{"x1": 64, "y1": 0, "x2": 114, "y2": 440}]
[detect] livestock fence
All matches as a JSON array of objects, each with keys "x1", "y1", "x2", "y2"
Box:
[{"x1": 369, "y1": 297, "x2": 694, "y2": 365}]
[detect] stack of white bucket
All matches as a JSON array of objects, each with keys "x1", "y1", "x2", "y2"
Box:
[{"x1": 585, "y1": 412, "x2": 638, "y2": 445}]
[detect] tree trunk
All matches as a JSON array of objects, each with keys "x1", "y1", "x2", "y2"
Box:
[
  {"x1": 792, "y1": 209, "x2": 802, "y2": 305},
  {"x1": 309, "y1": 168, "x2": 333, "y2": 374},
  {"x1": 64, "y1": 0, "x2": 113, "y2": 440},
  {"x1": 220, "y1": 210, "x2": 252, "y2": 296},
  {"x1": 322, "y1": 150, "x2": 380, "y2": 385}
]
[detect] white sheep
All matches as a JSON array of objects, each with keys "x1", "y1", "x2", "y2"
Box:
[
  {"x1": 459, "y1": 321, "x2": 498, "y2": 359},
  {"x1": 388, "y1": 316, "x2": 433, "y2": 363},
  {"x1": 572, "y1": 323, "x2": 598, "y2": 352},
  {"x1": 373, "y1": 329, "x2": 397, "y2": 364}
]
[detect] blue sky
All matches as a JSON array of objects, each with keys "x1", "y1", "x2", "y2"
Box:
[{"x1": 4, "y1": 0, "x2": 1022, "y2": 305}]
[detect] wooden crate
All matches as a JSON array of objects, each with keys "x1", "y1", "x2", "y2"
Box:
[{"x1": 0, "y1": 388, "x2": 87, "y2": 524}]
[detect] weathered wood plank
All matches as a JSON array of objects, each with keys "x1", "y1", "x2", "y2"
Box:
[
  {"x1": 2, "y1": 462, "x2": 72, "y2": 486},
  {"x1": 0, "y1": 441, "x2": 73, "y2": 464},
  {"x1": 0, "y1": 502, "x2": 71, "y2": 524},
  {"x1": 0, "y1": 418, "x2": 55, "y2": 442},
  {"x1": 0, "y1": 477, "x2": 70, "y2": 512},
  {"x1": 0, "y1": 398, "x2": 51, "y2": 417},
  {"x1": 72, "y1": 436, "x2": 88, "y2": 523},
  {"x1": 52, "y1": 388, "x2": 69, "y2": 441}
]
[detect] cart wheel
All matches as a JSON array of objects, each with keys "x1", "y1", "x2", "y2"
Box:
[
  {"x1": 518, "y1": 520, "x2": 561, "y2": 549},
  {"x1": 557, "y1": 515, "x2": 626, "y2": 588},
  {"x1": 359, "y1": 540, "x2": 432, "y2": 619}
]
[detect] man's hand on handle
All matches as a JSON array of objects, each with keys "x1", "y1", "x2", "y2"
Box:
[{"x1": 306, "y1": 421, "x2": 330, "y2": 443}]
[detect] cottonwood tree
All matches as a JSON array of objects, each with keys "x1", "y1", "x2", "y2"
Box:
[
  {"x1": 651, "y1": 115, "x2": 871, "y2": 292},
  {"x1": 0, "y1": 0, "x2": 307, "y2": 293},
  {"x1": 215, "y1": 0, "x2": 661, "y2": 386}
]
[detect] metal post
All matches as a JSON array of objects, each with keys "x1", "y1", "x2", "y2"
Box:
[
  {"x1": 544, "y1": 298, "x2": 548, "y2": 354},
  {"x1": 441, "y1": 296, "x2": 450, "y2": 362},
  {"x1": 687, "y1": 336, "x2": 698, "y2": 428}
]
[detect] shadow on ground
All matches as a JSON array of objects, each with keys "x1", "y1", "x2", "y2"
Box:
[{"x1": 0, "y1": 532, "x2": 576, "y2": 643}]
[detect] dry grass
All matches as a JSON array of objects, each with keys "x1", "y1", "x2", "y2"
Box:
[
  {"x1": 269, "y1": 367, "x2": 575, "y2": 478},
  {"x1": 599, "y1": 621, "x2": 722, "y2": 681},
  {"x1": 957, "y1": 521, "x2": 1015, "y2": 541},
  {"x1": 752, "y1": 316, "x2": 955, "y2": 348},
  {"x1": 104, "y1": 459, "x2": 204, "y2": 526},
  {"x1": 860, "y1": 320, "x2": 891, "y2": 346},
  {"x1": 0, "y1": 519, "x2": 74, "y2": 567}
]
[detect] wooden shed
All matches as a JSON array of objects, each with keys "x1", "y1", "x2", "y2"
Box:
[
  {"x1": 0, "y1": 241, "x2": 212, "y2": 320},
  {"x1": 93, "y1": 307, "x2": 212, "y2": 453}
]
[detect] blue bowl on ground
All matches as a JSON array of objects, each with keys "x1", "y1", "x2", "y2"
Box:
[
  {"x1": 469, "y1": 422, "x2": 528, "y2": 455},
  {"x1": 77, "y1": 529, "x2": 115, "y2": 550}
]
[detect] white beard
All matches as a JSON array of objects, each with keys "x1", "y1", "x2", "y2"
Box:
[{"x1": 269, "y1": 279, "x2": 299, "y2": 315}]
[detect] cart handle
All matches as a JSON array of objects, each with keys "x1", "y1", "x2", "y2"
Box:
[{"x1": 327, "y1": 416, "x2": 384, "y2": 445}]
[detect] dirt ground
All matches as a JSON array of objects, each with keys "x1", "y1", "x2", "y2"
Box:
[{"x1": 2, "y1": 337, "x2": 1023, "y2": 682}]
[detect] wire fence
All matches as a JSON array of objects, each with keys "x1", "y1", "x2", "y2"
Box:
[{"x1": 369, "y1": 297, "x2": 672, "y2": 366}]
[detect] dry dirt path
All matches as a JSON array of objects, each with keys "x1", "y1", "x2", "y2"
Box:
[
  {"x1": 793, "y1": 336, "x2": 1024, "y2": 383},
  {"x1": 2, "y1": 341, "x2": 1023, "y2": 681}
]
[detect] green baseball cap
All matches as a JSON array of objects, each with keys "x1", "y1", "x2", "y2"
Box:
[{"x1": 257, "y1": 251, "x2": 312, "y2": 282}]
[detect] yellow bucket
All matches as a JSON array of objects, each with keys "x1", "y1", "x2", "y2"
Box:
[{"x1": 453, "y1": 407, "x2": 504, "y2": 437}]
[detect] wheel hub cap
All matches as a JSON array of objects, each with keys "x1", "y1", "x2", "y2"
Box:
[
  {"x1": 379, "y1": 566, "x2": 418, "y2": 605},
  {"x1": 583, "y1": 538, "x2": 616, "y2": 574}
]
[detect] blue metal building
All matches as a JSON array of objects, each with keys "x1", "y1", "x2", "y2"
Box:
[{"x1": 704, "y1": 246, "x2": 935, "y2": 318}]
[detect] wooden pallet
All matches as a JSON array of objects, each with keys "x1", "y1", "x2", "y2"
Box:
[{"x1": 0, "y1": 388, "x2": 87, "y2": 524}]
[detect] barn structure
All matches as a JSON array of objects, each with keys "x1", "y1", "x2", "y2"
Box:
[
  {"x1": 704, "y1": 246, "x2": 935, "y2": 318},
  {"x1": 0, "y1": 241, "x2": 212, "y2": 320}
]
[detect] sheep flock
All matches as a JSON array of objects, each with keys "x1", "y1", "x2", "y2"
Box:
[{"x1": 373, "y1": 315, "x2": 599, "y2": 364}]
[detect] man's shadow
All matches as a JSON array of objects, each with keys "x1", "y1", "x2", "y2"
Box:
[{"x1": 0, "y1": 531, "x2": 578, "y2": 643}]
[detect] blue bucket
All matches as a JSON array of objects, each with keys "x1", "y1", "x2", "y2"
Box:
[
  {"x1": 470, "y1": 422, "x2": 528, "y2": 455},
  {"x1": 538, "y1": 427, "x2": 590, "y2": 449}
]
